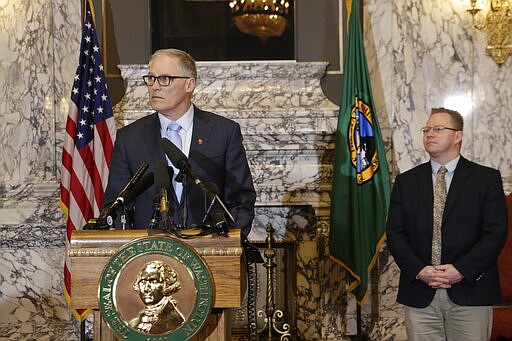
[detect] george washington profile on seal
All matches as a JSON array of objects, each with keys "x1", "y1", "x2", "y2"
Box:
[{"x1": 130, "y1": 260, "x2": 186, "y2": 334}]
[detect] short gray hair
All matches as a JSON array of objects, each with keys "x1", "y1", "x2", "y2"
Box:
[{"x1": 150, "y1": 48, "x2": 197, "y2": 79}]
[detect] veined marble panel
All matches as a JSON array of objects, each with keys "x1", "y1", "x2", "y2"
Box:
[
  {"x1": 116, "y1": 62, "x2": 337, "y2": 118},
  {"x1": 0, "y1": 247, "x2": 79, "y2": 340},
  {"x1": 365, "y1": 0, "x2": 512, "y2": 189},
  {"x1": 0, "y1": 183, "x2": 61, "y2": 226},
  {"x1": 0, "y1": 0, "x2": 77, "y2": 184}
]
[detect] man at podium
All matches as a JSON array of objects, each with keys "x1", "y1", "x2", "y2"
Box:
[{"x1": 102, "y1": 48, "x2": 256, "y2": 236}]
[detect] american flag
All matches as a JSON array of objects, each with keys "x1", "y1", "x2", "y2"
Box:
[{"x1": 60, "y1": 0, "x2": 116, "y2": 320}]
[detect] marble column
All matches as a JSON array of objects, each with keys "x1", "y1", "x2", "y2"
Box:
[{"x1": 0, "y1": 0, "x2": 82, "y2": 339}]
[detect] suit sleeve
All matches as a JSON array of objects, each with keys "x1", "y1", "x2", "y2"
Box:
[
  {"x1": 102, "y1": 129, "x2": 135, "y2": 209},
  {"x1": 386, "y1": 175, "x2": 428, "y2": 281},
  {"x1": 452, "y1": 169, "x2": 508, "y2": 284},
  {"x1": 223, "y1": 123, "x2": 256, "y2": 237}
]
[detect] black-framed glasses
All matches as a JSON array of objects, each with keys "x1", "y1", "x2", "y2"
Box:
[
  {"x1": 420, "y1": 126, "x2": 460, "y2": 134},
  {"x1": 142, "y1": 74, "x2": 191, "y2": 86}
]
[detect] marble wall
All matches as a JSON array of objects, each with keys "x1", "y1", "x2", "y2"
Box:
[
  {"x1": 366, "y1": 0, "x2": 512, "y2": 181},
  {"x1": 0, "y1": 0, "x2": 81, "y2": 339},
  {"x1": 0, "y1": 0, "x2": 511, "y2": 340}
]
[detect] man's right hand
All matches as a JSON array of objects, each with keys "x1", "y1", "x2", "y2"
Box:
[{"x1": 416, "y1": 265, "x2": 452, "y2": 289}]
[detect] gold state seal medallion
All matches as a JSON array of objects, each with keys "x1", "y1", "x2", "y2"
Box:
[{"x1": 98, "y1": 236, "x2": 214, "y2": 340}]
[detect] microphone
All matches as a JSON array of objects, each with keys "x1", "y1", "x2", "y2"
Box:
[
  {"x1": 121, "y1": 171, "x2": 155, "y2": 204},
  {"x1": 147, "y1": 165, "x2": 172, "y2": 229},
  {"x1": 148, "y1": 194, "x2": 160, "y2": 229},
  {"x1": 85, "y1": 170, "x2": 154, "y2": 229},
  {"x1": 100, "y1": 162, "x2": 149, "y2": 219},
  {"x1": 159, "y1": 137, "x2": 207, "y2": 190},
  {"x1": 211, "y1": 209, "x2": 229, "y2": 236},
  {"x1": 200, "y1": 181, "x2": 232, "y2": 236},
  {"x1": 204, "y1": 181, "x2": 220, "y2": 196},
  {"x1": 205, "y1": 182, "x2": 228, "y2": 235},
  {"x1": 154, "y1": 159, "x2": 173, "y2": 231}
]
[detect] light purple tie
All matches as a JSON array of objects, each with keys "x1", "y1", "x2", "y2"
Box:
[{"x1": 166, "y1": 122, "x2": 183, "y2": 202}]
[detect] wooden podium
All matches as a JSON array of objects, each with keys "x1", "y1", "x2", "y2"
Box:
[{"x1": 69, "y1": 229, "x2": 244, "y2": 340}]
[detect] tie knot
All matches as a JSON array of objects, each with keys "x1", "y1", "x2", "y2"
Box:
[
  {"x1": 438, "y1": 166, "x2": 447, "y2": 176},
  {"x1": 167, "y1": 121, "x2": 181, "y2": 133}
]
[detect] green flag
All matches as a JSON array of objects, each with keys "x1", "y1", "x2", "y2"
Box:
[{"x1": 329, "y1": 0, "x2": 391, "y2": 305}]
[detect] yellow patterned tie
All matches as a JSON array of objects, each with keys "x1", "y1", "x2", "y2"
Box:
[{"x1": 432, "y1": 166, "x2": 447, "y2": 265}]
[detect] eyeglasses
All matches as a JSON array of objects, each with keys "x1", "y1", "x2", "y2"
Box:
[
  {"x1": 142, "y1": 74, "x2": 191, "y2": 86},
  {"x1": 420, "y1": 126, "x2": 460, "y2": 134}
]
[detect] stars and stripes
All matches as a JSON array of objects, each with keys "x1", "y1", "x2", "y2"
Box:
[{"x1": 60, "y1": 0, "x2": 116, "y2": 320}]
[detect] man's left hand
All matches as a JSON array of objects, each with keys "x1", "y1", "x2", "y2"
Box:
[{"x1": 433, "y1": 264, "x2": 464, "y2": 285}]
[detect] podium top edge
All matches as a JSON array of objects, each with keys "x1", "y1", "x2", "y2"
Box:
[{"x1": 70, "y1": 229, "x2": 242, "y2": 249}]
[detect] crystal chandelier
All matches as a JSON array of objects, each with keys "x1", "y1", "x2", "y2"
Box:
[
  {"x1": 229, "y1": 0, "x2": 290, "y2": 42},
  {"x1": 467, "y1": 0, "x2": 512, "y2": 65}
]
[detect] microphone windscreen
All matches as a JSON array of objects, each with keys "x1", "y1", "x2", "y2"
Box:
[
  {"x1": 203, "y1": 181, "x2": 220, "y2": 195},
  {"x1": 122, "y1": 172, "x2": 154, "y2": 204},
  {"x1": 116, "y1": 162, "x2": 149, "y2": 199},
  {"x1": 159, "y1": 137, "x2": 188, "y2": 169}
]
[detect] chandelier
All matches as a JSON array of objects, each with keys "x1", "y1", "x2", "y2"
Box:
[
  {"x1": 229, "y1": 0, "x2": 290, "y2": 42},
  {"x1": 467, "y1": 0, "x2": 512, "y2": 65}
]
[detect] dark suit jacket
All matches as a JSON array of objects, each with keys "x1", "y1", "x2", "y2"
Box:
[
  {"x1": 386, "y1": 156, "x2": 508, "y2": 308},
  {"x1": 103, "y1": 107, "x2": 256, "y2": 236}
]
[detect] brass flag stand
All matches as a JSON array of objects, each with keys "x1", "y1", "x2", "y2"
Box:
[{"x1": 255, "y1": 223, "x2": 292, "y2": 340}]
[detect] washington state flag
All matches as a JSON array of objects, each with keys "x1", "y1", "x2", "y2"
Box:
[{"x1": 329, "y1": 0, "x2": 391, "y2": 305}]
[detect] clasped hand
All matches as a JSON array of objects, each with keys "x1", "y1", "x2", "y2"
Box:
[{"x1": 417, "y1": 264, "x2": 464, "y2": 289}]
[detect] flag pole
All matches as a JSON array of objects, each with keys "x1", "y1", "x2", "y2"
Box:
[
  {"x1": 355, "y1": 304, "x2": 367, "y2": 340},
  {"x1": 356, "y1": 304, "x2": 362, "y2": 337},
  {"x1": 80, "y1": 319, "x2": 86, "y2": 340},
  {"x1": 80, "y1": 5, "x2": 86, "y2": 338}
]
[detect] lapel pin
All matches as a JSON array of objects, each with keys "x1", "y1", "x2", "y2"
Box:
[{"x1": 198, "y1": 138, "x2": 204, "y2": 145}]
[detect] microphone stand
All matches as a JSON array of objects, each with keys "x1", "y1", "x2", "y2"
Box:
[
  {"x1": 159, "y1": 188, "x2": 172, "y2": 232},
  {"x1": 200, "y1": 185, "x2": 235, "y2": 236},
  {"x1": 178, "y1": 171, "x2": 188, "y2": 230},
  {"x1": 120, "y1": 204, "x2": 127, "y2": 230},
  {"x1": 206, "y1": 192, "x2": 234, "y2": 224},
  {"x1": 201, "y1": 195, "x2": 217, "y2": 227},
  {"x1": 158, "y1": 184, "x2": 178, "y2": 234},
  {"x1": 148, "y1": 195, "x2": 160, "y2": 230}
]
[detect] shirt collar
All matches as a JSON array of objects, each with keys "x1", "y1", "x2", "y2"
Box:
[
  {"x1": 158, "y1": 104, "x2": 194, "y2": 133},
  {"x1": 431, "y1": 155, "x2": 460, "y2": 174}
]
